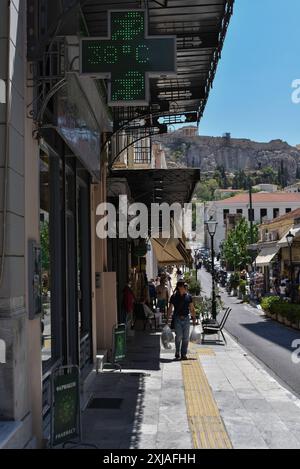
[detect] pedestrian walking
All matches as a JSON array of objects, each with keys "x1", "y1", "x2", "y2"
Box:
[
  {"x1": 167, "y1": 281, "x2": 196, "y2": 361},
  {"x1": 148, "y1": 279, "x2": 157, "y2": 309},
  {"x1": 156, "y1": 278, "x2": 169, "y2": 318}
]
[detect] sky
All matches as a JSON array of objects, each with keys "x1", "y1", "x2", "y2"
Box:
[{"x1": 180, "y1": 0, "x2": 300, "y2": 146}]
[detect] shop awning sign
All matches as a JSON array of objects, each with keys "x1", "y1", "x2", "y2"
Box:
[{"x1": 80, "y1": 10, "x2": 177, "y2": 106}]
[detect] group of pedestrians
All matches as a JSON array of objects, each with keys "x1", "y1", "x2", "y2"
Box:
[{"x1": 122, "y1": 268, "x2": 197, "y2": 361}]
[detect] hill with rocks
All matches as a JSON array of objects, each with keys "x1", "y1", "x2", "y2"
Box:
[{"x1": 153, "y1": 129, "x2": 300, "y2": 184}]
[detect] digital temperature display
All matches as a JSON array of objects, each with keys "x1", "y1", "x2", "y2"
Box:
[{"x1": 80, "y1": 10, "x2": 177, "y2": 106}]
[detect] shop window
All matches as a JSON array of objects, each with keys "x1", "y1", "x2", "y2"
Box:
[
  {"x1": 40, "y1": 153, "x2": 63, "y2": 368},
  {"x1": 40, "y1": 155, "x2": 52, "y2": 364},
  {"x1": 223, "y1": 209, "x2": 229, "y2": 223},
  {"x1": 260, "y1": 208, "x2": 267, "y2": 223}
]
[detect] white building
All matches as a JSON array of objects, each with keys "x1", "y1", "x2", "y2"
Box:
[
  {"x1": 207, "y1": 193, "x2": 300, "y2": 253},
  {"x1": 284, "y1": 182, "x2": 300, "y2": 193},
  {"x1": 252, "y1": 184, "x2": 278, "y2": 193}
]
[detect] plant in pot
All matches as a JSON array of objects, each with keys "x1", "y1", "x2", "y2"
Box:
[
  {"x1": 239, "y1": 279, "x2": 247, "y2": 302},
  {"x1": 229, "y1": 273, "x2": 240, "y2": 296},
  {"x1": 261, "y1": 296, "x2": 281, "y2": 318},
  {"x1": 188, "y1": 277, "x2": 201, "y2": 297}
]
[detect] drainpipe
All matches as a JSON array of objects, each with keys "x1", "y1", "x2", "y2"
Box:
[{"x1": 0, "y1": 1, "x2": 11, "y2": 287}]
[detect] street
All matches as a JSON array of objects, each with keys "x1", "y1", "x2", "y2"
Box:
[{"x1": 199, "y1": 269, "x2": 300, "y2": 397}]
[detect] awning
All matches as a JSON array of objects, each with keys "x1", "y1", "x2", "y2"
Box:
[
  {"x1": 151, "y1": 238, "x2": 184, "y2": 265},
  {"x1": 255, "y1": 245, "x2": 280, "y2": 266},
  {"x1": 111, "y1": 169, "x2": 200, "y2": 208},
  {"x1": 278, "y1": 227, "x2": 300, "y2": 248}
]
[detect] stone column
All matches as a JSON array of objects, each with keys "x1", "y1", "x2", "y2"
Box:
[{"x1": 0, "y1": 0, "x2": 30, "y2": 443}]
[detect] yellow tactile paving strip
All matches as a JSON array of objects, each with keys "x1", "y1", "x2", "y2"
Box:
[{"x1": 182, "y1": 347, "x2": 232, "y2": 449}]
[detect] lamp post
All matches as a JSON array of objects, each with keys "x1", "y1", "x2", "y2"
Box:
[
  {"x1": 286, "y1": 231, "x2": 295, "y2": 303},
  {"x1": 205, "y1": 218, "x2": 218, "y2": 321}
]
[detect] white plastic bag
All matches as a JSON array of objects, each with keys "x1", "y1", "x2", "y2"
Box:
[
  {"x1": 190, "y1": 325, "x2": 202, "y2": 344},
  {"x1": 161, "y1": 325, "x2": 174, "y2": 349}
]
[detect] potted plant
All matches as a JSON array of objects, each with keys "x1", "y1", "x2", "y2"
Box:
[
  {"x1": 188, "y1": 277, "x2": 201, "y2": 297},
  {"x1": 239, "y1": 280, "x2": 247, "y2": 302},
  {"x1": 229, "y1": 273, "x2": 240, "y2": 296}
]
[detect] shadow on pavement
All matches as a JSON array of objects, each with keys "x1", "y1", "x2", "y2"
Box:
[
  {"x1": 81, "y1": 330, "x2": 161, "y2": 449},
  {"x1": 240, "y1": 321, "x2": 300, "y2": 352}
]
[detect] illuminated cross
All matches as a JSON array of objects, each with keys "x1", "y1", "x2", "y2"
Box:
[{"x1": 80, "y1": 10, "x2": 177, "y2": 106}]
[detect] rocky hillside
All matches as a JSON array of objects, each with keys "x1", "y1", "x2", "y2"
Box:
[{"x1": 153, "y1": 130, "x2": 300, "y2": 183}]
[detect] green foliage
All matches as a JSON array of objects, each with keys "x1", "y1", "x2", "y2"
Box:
[
  {"x1": 261, "y1": 296, "x2": 300, "y2": 323},
  {"x1": 195, "y1": 178, "x2": 219, "y2": 201},
  {"x1": 40, "y1": 220, "x2": 50, "y2": 272},
  {"x1": 196, "y1": 296, "x2": 224, "y2": 321},
  {"x1": 232, "y1": 170, "x2": 250, "y2": 190},
  {"x1": 228, "y1": 272, "x2": 240, "y2": 290},
  {"x1": 214, "y1": 165, "x2": 229, "y2": 189},
  {"x1": 222, "y1": 218, "x2": 259, "y2": 270},
  {"x1": 184, "y1": 270, "x2": 201, "y2": 295},
  {"x1": 239, "y1": 280, "x2": 247, "y2": 295},
  {"x1": 260, "y1": 296, "x2": 281, "y2": 313}
]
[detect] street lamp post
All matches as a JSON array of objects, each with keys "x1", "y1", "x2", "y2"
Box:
[
  {"x1": 286, "y1": 231, "x2": 295, "y2": 303},
  {"x1": 205, "y1": 218, "x2": 218, "y2": 321}
]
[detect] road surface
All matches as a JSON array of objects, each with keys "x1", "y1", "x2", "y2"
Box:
[{"x1": 198, "y1": 269, "x2": 300, "y2": 397}]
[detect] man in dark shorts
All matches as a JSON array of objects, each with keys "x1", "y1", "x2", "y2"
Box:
[{"x1": 167, "y1": 281, "x2": 196, "y2": 361}]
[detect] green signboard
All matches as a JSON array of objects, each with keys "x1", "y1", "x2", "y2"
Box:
[
  {"x1": 51, "y1": 367, "x2": 80, "y2": 447},
  {"x1": 114, "y1": 324, "x2": 126, "y2": 362},
  {"x1": 80, "y1": 10, "x2": 177, "y2": 106}
]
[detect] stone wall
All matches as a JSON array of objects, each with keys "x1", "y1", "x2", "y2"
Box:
[{"x1": 0, "y1": 0, "x2": 31, "y2": 446}]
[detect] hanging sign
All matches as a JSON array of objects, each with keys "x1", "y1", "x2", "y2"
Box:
[{"x1": 80, "y1": 10, "x2": 177, "y2": 106}]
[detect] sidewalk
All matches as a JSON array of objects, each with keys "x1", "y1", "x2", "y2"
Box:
[{"x1": 80, "y1": 327, "x2": 300, "y2": 449}]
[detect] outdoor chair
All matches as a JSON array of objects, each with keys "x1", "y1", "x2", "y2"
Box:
[
  {"x1": 202, "y1": 307, "x2": 232, "y2": 345},
  {"x1": 202, "y1": 307, "x2": 230, "y2": 327}
]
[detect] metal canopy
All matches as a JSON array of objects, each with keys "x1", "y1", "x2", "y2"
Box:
[
  {"x1": 110, "y1": 168, "x2": 200, "y2": 207},
  {"x1": 81, "y1": 0, "x2": 234, "y2": 122}
]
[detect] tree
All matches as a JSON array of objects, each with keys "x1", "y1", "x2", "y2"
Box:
[
  {"x1": 214, "y1": 165, "x2": 229, "y2": 189},
  {"x1": 232, "y1": 170, "x2": 249, "y2": 190},
  {"x1": 222, "y1": 218, "x2": 258, "y2": 271},
  {"x1": 195, "y1": 178, "x2": 219, "y2": 201}
]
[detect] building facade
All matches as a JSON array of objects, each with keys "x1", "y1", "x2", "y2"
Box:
[
  {"x1": 254, "y1": 208, "x2": 300, "y2": 298},
  {"x1": 209, "y1": 193, "x2": 300, "y2": 254},
  {"x1": 0, "y1": 0, "x2": 233, "y2": 449}
]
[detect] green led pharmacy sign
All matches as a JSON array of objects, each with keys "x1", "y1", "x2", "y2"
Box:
[{"x1": 80, "y1": 10, "x2": 177, "y2": 106}]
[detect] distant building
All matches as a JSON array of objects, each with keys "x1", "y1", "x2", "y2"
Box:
[
  {"x1": 253, "y1": 184, "x2": 278, "y2": 193},
  {"x1": 174, "y1": 126, "x2": 198, "y2": 137},
  {"x1": 207, "y1": 192, "x2": 300, "y2": 253},
  {"x1": 253, "y1": 208, "x2": 300, "y2": 296},
  {"x1": 284, "y1": 182, "x2": 300, "y2": 193},
  {"x1": 214, "y1": 188, "x2": 245, "y2": 200}
]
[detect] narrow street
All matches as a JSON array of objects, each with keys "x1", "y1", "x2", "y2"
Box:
[{"x1": 199, "y1": 269, "x2": 300, "y2": 397}]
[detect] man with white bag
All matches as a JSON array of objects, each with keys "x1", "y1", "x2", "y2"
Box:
[{"x1": 167, "y1": 281, "x2": 196, "y2": 361}]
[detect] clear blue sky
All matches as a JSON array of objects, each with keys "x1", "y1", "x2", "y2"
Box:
[{"x1": 181, "y1": 0, "x2": 300, "y2": 146}]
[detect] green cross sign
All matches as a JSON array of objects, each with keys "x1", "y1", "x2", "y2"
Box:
[{"x1": 80, "y1": 10, "x2": 177, "y2": 106}]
